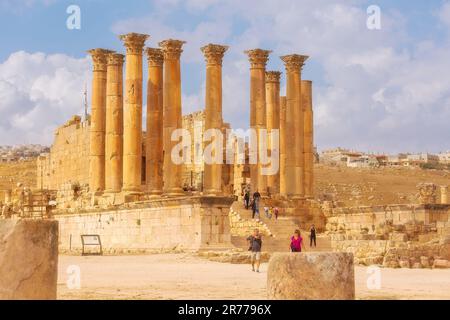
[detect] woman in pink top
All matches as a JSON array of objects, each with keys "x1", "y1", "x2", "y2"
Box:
[{"x1": 290, "y1": 229, "x2": 303, "y2": 252}]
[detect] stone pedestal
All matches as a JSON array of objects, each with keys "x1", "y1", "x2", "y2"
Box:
[
  {"x1": 280, "y1": 54, "x2": 308, "y2": 199},
  {"x1": 88, "y1": 48, "x2": 112, "y2": 193},
  {"x1": 265, "y1": 71, "x2": 281, "y2": 196},
  {"x1": 201, "y1": 44, "x2": 228, "y2": 196},
  {"x1": 119, "y1": 33, "x2": 149, "y2": 193},
  {"x1": 267, "y1": 252, "x2": 355, "y2": 300},
  {"x1": 160, "y1": 39, "x2": 186, "y2": 196},
  {"x1": 55, "y1": 196, "x2": 235, "y2": 253},
  {"x1": 0, "y1": 219, "x2": 59, "y2": 300},
  {"x1": 301, "y1": 80, "x2": 314, "y2": 199},
  {"x1": 245, "y1": 49, "x2": 271, "y2": 196},
  {"x1": 145, "y1": 48, "x2": 164, "y2": 196},
  {"x1": 105, "y1": 53, "x2": 124, "y2": 193}
]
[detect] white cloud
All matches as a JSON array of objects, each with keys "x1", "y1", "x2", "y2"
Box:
[
  {"x1": 0, "y1": 51, "x2": 91, "y2": 145},
  {"x1": 112, "y1": 0, "x2": 450, "y2": 153}
]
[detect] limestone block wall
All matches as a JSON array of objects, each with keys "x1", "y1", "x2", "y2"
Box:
[
  {"x1": 56, "y1": 196, "x2": 233, "y2": 254},
  {"x1": 37, "y1": 117, "x2": 90, "y2": 191}
]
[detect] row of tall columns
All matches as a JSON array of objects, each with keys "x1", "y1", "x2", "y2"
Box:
[
  {"x1": 88, "y1": 35, "x2": 232, "y2": 197},
  {"x1": 245, "y1": 49, "x2": 271, "y2": 196},
  {"x1": 87, "y1": 36, "x2": 314, "y2": 200},
  {"x1": 202, "y1": 44, "x2": 229, "y2": 195}
]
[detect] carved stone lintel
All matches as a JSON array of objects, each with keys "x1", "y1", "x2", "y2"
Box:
[
  {"x1": 201, "y1": 43, "x2": 229, "y2": 65},
  {"x1": 145, "y1": 47, "x2": 164, "y2": 67},
  {"x1": 265, "y1": 71, "x2": 282, "y2": 83},
  {"x1": 119, "y1": 33, "x2": 149, "y2": 55},
  {"x1": 280, "y1": 54, "x2": 309, "y2": 73},
  {"x1": 244, "y1": 49, "x2": 271, "y2": 69},
  {"x1": 87, "y1": 48, "x2": 114, "y2": 71},
  {"x1": 158, "y1": 39, "x2": 186, "y2": 60},
  {"x1": 107, "y1": 52, "x2": 124, "y2": 66}
]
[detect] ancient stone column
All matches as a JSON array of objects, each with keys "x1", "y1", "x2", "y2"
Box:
[
  {"x1": 441, "y1": 185, "x2": 449, "y2": 204},
  {"x1": 159, "y1": 39, "x2": 186, "y2": 196},
  {"x1": 279, "y1": 96, "x2": 287, "y2": 197},
  {"x1": 88, "y1": 48, "x2": 112, "y2": 193},
  {"x1": 265, "y1": 71, "x2": 281, "y2": 196},
  {"x1": 105, "y1": 53, "x2": 124, "y2": 193},
  {"x1": 281, "y1": 54, "x2": 308, "y2": 199},
  {"x1": 119, "y1": 33, "x2": 149, "y2": 193},
  {"x1": 201, "y1": 44, "x2": 228, "y2": 196},
  {"x1": 301, "y1": 80, "x2": 314, "y2": 199},
  {"x1": 145, "y1": 48, "x2": 164, "y2": 196},
  {"x1": 245, "y1": 49, "x2": 271, "y2": 196}
]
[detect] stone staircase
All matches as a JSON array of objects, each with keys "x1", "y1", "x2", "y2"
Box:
[{"x1": 230, "y1": 201, "x2": 332, "y2": 253}]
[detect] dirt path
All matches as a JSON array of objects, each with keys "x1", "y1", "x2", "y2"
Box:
[{"x1": 57, "y1": 254, "x2": 450, "y2": 300}]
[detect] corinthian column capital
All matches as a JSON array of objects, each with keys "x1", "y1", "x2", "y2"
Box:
[
  {"x1": 201, "y1": 43, "x2": 229, "y2": 65},
  {"x1": 119, "y1": 33, "x2": 149, "y2": 55},
  {"x1": 145, "y1": 47, "x2": 164, "y2": 67},
  {"x1": 107, "y1": 52, "x2": 125, "y2": 66},
  {"x1": 88, "y1": 48, "x2": 114, "y2": 71},
  {"x1": 158, "y1": 39, "x2": 186, "y2": 60},
  {"x1": 244, "y1": 48, "x2": 271, "y2": 69},
  {"x1": 280, "y1": 54, "x2": 309, "y2": 73},
  {"x1": 265, "y1": 71, "x2": 282, "y2": 83}
]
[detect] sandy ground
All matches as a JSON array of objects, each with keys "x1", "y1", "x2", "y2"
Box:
[{"x1": 57, "y1": 254, "x2": 450, "y2": 300}]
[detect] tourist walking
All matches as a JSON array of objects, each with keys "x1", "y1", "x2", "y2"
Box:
[
  {"x1": 250, "y1": 199, "x2": 255, "y2": 219},
  {"x1": 247, "y1": 229, "x2": 262, "y2": 272},
  {"x1": 290, "y1": 229, "x2": 303, "y2": 252},
  {"x1": 244, "y1": 190, "x2": 250, "y2": 209},
  {"x1": 273, "y1": 206, "x2": 279, "y2": 220},
  {"x1": 310, "y1": 224, "x2": 317, "y2": 247}
]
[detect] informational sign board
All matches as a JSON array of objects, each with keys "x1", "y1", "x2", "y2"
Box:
[{"x1": 80, "y1": 234, "x2": 102, "y2": 256}]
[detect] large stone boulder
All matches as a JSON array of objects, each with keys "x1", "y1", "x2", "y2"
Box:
[
  {"x1": 0, "y1": 219, "x2": 59, "y2": 300},
  {"x1": 267, "y1": 252, "x2": 355, "y2": 300}
]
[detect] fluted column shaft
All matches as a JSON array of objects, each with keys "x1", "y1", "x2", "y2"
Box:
[
  {"x1": 119, "y1": 33, "x2": 149, "y2": 193},
  {"x1": 202, "y1": 44, "x2": 228, "y2": 196},
  {"x1": 265, "y1": 71, "x2": 281, "y2": 196},
  {"x1": 245, "y1": 49, "x2": 271, "y2": 196},
  {"x1": 281, "y1": 54, "x2": 308, "y2": 199},
  {"x1": 160, "y1": 39, "x2": 186, "y2": 196},
  {"x1": 301, "y1": 80, "x2": 314, "y2": 199},
  {"x1": 279, "y1": 96, "x2": 287, "y2": 196},
  {"x1": 145, "y1": 48, "x2": 164, "y2": 196},
  {"x1": 88, "y1": 48, "x2": 111, "y2": 193},
  {"x1": 105, "y1": 53, "x2": 124, "y2": 193}
]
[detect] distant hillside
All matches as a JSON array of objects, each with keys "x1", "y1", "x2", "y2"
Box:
[{"x1": 0, "y1": 160, "x2": 37, "y2": 200}]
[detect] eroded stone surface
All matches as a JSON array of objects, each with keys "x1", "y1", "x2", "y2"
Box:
[
  {"x1": 267, "y1": 252, "x2": 355, "y2": 300},
  {"x1": 0, "y1": 219, "x2": 58, "y2": 300}
]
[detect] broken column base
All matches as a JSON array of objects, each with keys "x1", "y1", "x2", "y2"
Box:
[
  {"x1": 267, "y1": 252, "x2": 355, "y2": 300},
  {"x1": 0, "y1": 219, "x2": 59, "y2": 300}
]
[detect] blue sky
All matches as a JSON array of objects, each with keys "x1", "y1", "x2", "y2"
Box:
[{"x1": 0, "y1": 0, "x2": 449, "y2": 153}]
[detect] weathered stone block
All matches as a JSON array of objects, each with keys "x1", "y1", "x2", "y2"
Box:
[
  {"x1": 433, "y1": 259, "x2": 449, "y2": 269},
  {"x1": 267, "y1": 252, "x2": 355, "y2": 300},
  {"x1": 0, "y1": 219, "x2": 58, "y2": 300}
]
